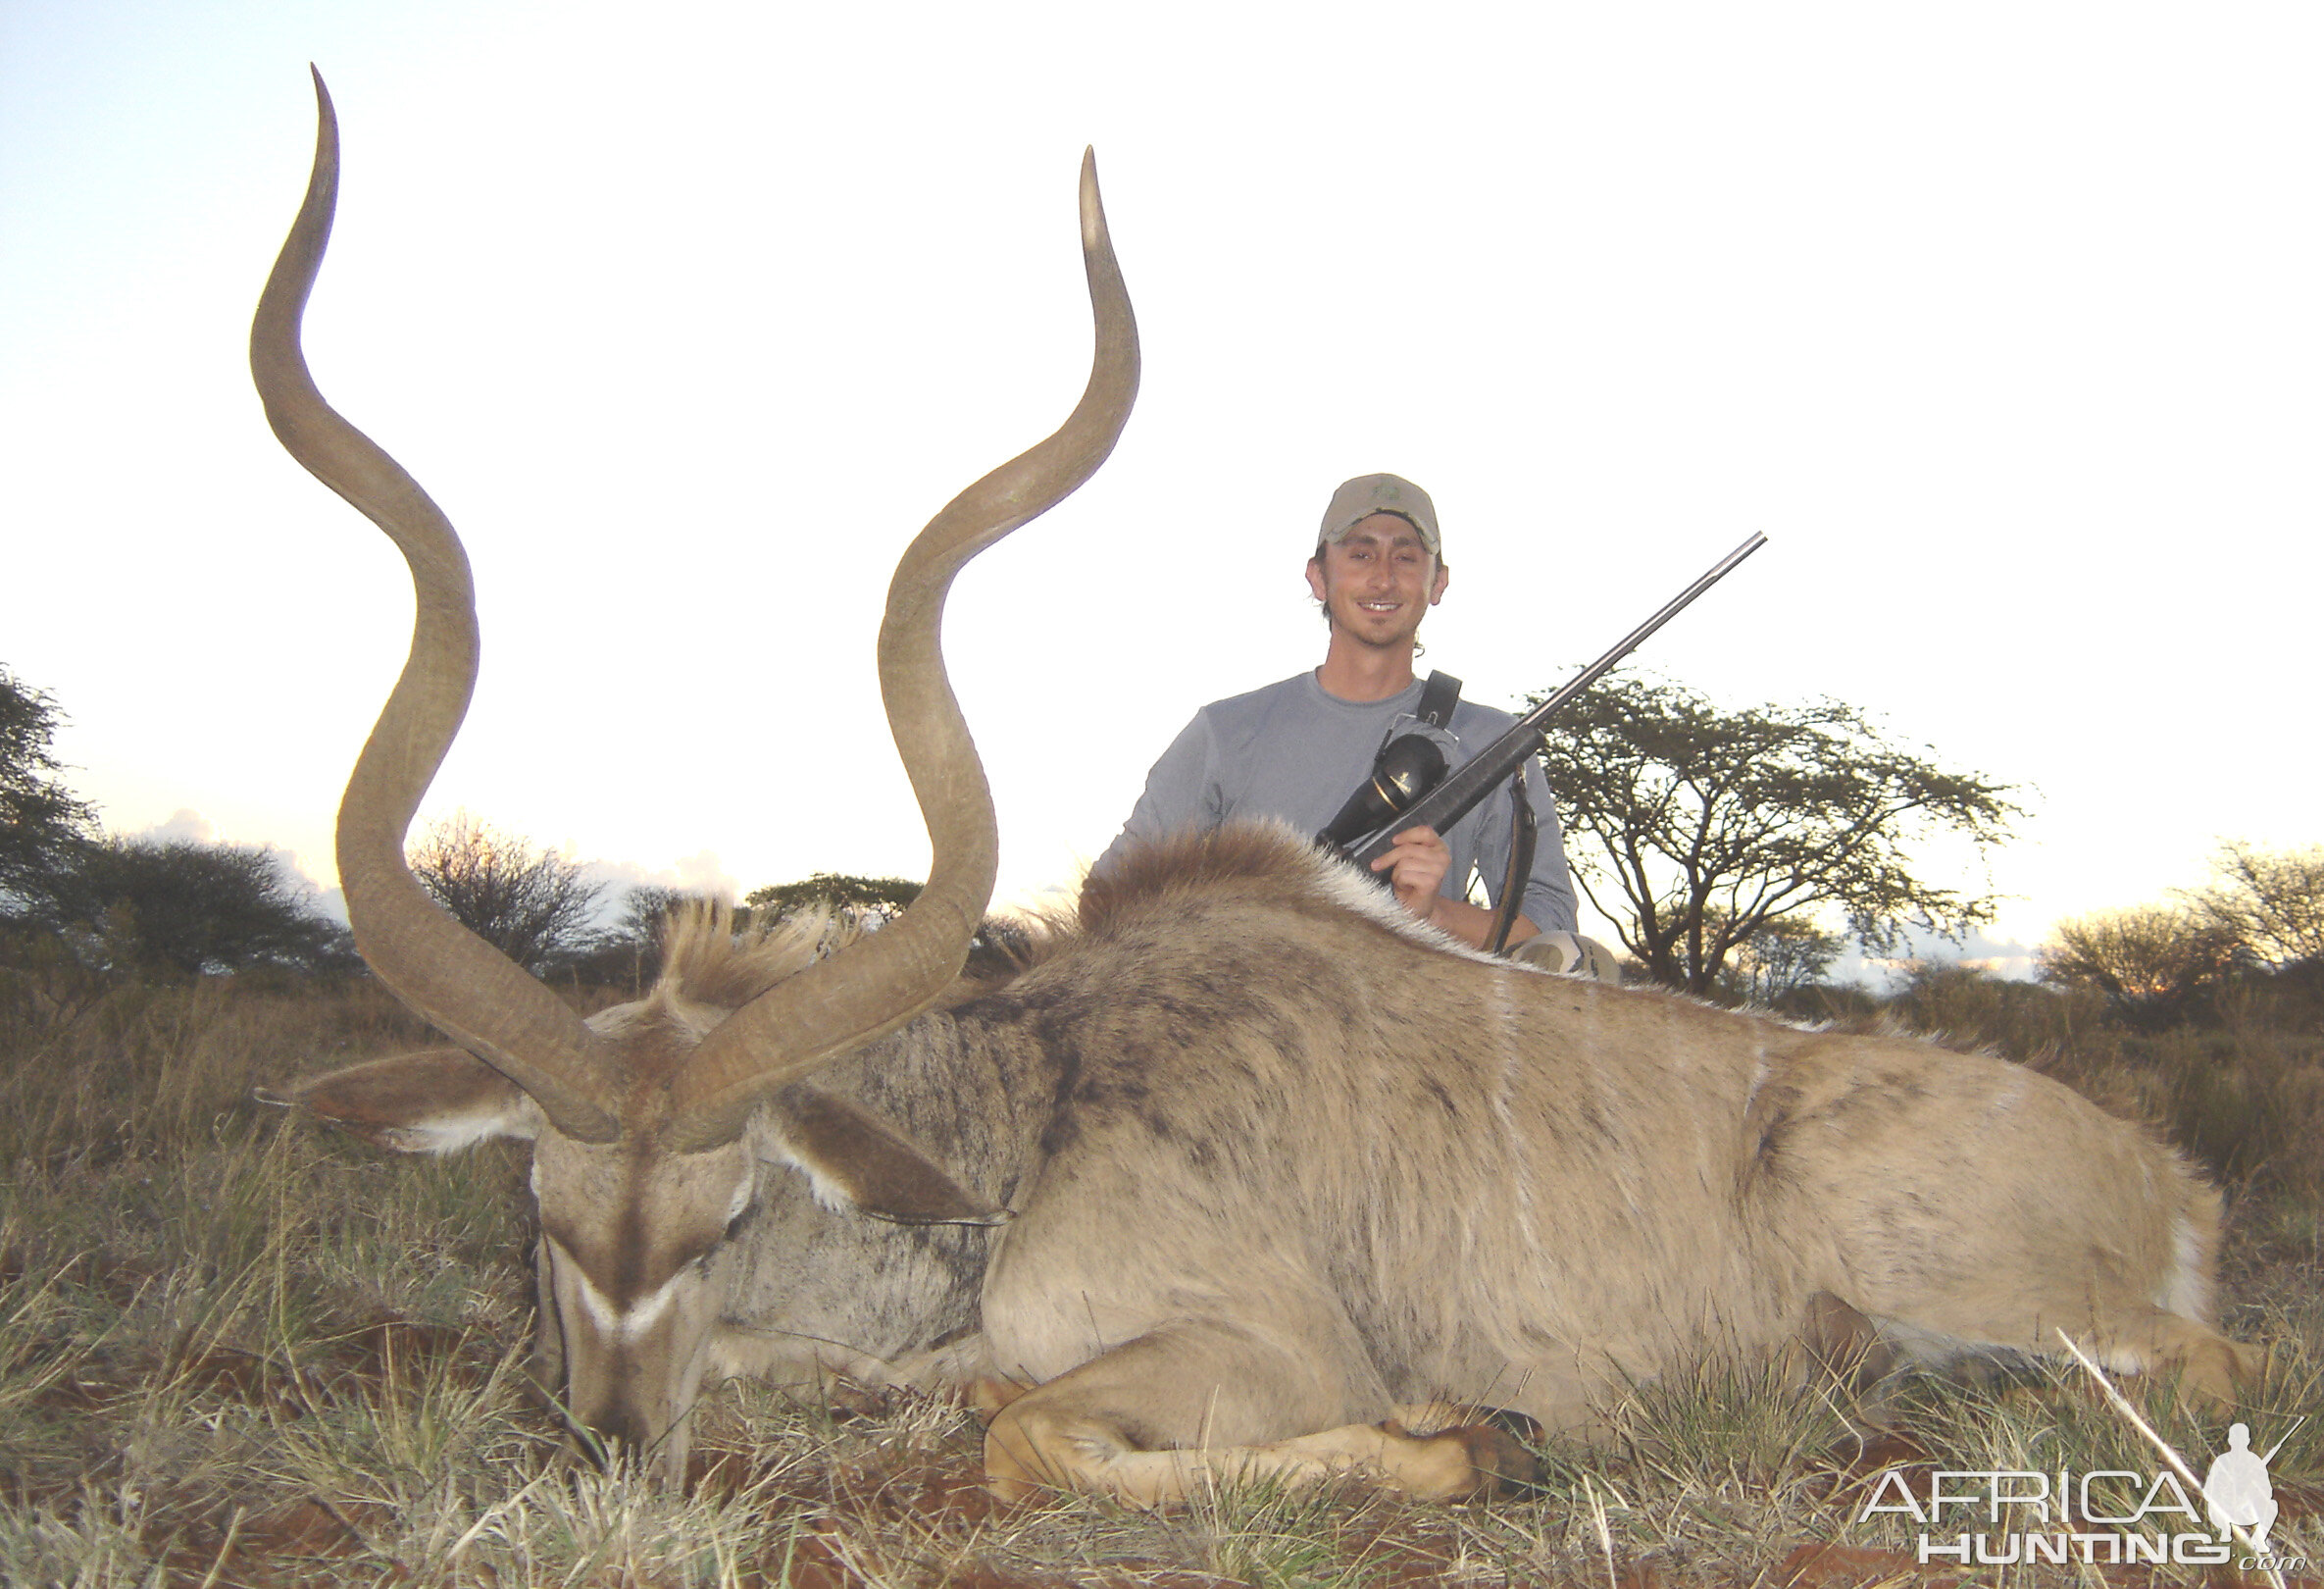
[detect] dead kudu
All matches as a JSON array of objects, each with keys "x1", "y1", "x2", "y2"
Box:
[{"x1": 255, "y1": 80, "x2": 2255, "y2": 1503}]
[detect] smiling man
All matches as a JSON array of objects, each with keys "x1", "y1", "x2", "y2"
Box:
[{"x1": 1096, "y1": 473, "x2": 1578, "y2": 950}]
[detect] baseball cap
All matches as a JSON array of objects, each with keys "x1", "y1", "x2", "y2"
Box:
[{"x1": 1319, "y1": 473, "x2": 1440, "y2": 555}]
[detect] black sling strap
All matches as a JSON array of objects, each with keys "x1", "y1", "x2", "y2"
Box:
[
  {"x1": 1484, "y1": 768, "x2": 1539, "y2": 955},
  {"x1": 1414, "y1": 670, "x2": 1462, "y2": 730}
]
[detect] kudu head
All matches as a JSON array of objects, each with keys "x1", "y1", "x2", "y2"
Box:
[{"x1": 250, "y1": 72, "x2": 1137, "y2": 1484}]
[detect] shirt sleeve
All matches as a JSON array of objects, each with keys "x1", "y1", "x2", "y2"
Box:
[
  {"x1": 1091, "y1": 710, "x2": 1223, "y2": 878},
  {"x1": 1516, "y1": 756, "x2": 1582, "y2": 935}
]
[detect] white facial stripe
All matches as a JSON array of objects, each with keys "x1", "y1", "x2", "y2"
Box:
[
  {"x1": 552, "y1": 1239, "x2": 690, "y2": 1342},
  {"x1": 726, "y1": 1173, "x2": 754, "y2": 1226}
]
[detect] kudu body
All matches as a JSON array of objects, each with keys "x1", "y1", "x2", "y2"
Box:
[{"x1": 258, "y1": 81, "x2": 2254, "y2": 1502}]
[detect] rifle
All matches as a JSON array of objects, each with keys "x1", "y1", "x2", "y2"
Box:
[{"x1": 1321, "y1": 532, "x2": 1769, "y2": 874}]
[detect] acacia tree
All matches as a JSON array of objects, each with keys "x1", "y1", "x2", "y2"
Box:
[
  {"x1": 743, "y1": 872, "x2": 922, "y2": 926},
  {"x1": 1535, "y1": 673, "x2": 2023, "y2": 995},
  {"x1": 0, "y1": 665, "x2": 96, "y2": 916},
  {"x1": 408, "y1": 812, "x2": 606, "y2": 975},
  {"x1": 2188, "y1": 840, "x2": 2324, "y2": 972}
]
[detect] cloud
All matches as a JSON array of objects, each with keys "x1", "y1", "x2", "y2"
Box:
[
  {"x1": 579, "y1": 850, "x2": 743, "y2": 912},
  {"x1": 130, "y1": 807, "x2": 217, "y2": 845},
  {"x1": 1832, "y1": 922, "x2": 2044, "y2": 989}
]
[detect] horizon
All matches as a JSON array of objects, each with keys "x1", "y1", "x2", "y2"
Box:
[{"x1": 69, "y1": 796, "x2": 2114, "y2": 990}]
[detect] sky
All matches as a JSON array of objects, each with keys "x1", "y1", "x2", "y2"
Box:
[{"x1": 5, "y1": 2, "x2": 2319, "y2": 971}]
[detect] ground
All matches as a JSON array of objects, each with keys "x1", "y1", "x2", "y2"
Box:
[{"x1": 3, "y1": 970, "x2": 2319, "y2": 1586}]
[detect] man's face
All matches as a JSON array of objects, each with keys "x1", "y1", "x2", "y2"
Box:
[{"x1": 1306, "y1": 513, "x2": 1448, "y2": 650}]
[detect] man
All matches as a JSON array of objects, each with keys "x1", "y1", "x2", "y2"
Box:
[{"x1": 1098, "y1": 473, "x2": 1579, "y2": 950}]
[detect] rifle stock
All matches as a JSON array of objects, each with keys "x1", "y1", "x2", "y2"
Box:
[{"x1": 1339, "y1": 531, "x2": 1768, "y2": 873}]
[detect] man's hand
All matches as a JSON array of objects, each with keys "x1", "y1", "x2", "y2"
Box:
[
  {"x1": 1371, "y1": 825, "x2": 1452, "y2": 921},
  {"x1": 1369, "y1": 823, "x2": 1540, "y2": 951}
]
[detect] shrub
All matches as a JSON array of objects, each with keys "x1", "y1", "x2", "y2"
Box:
[
  {"x1": 2038, "y1": 904, "x2": 2240, "y2": 1029},
  {"x1": 407, "y1": 812, "x2": 606, "y2": 975}
]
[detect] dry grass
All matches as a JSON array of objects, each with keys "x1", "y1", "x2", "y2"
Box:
[{"x1": 2, "y1": 969, "x2": 2319, "y2": 1586}]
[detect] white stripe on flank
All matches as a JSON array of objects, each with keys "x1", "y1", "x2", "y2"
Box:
[
  {"x1": 1487, "y1": 973, "x2": 1541, "y2": 1251},
  {"x1": 2158, "y1": 1211, "x2": 2212, "y2": 1319}
]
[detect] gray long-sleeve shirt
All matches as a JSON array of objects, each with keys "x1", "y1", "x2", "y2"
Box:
[{"x1": 1095, "y1": 671, "x2": 1580, "y2": 935}]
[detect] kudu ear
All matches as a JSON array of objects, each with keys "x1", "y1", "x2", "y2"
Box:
[
  {"x1": 763, "y1": 1087, "x2": 1011, "y2": 1227},
  {"x1": 255, "y1": 1046, "x2": 539, "y2": 1153}
]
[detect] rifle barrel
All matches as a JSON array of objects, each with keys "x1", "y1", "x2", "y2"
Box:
[{"x1": 1343, "y1": 531, "x2": 1768, "y2": 872}]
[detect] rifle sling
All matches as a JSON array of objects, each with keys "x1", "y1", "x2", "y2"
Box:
[
  {"x1": 1484, "y1": 770, "x2": 1538, "y2": 955},
  {"x1": 1414, "y1": 670, "x2": 1461, "y2": 730}
]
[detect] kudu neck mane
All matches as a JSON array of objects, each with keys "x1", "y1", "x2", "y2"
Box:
[
  {"x1": 649, "y1": 902, "x2": 850, "y2": 1012},
  {"x1": 1079, "y1": 823, "x2": 1456, "y2": 947},
  {"x1": 635, "y1": 829, "x2": 1411, "y2": 1027},
  {"x1": 641, "y1": 900, "x2": 1048, "y2": 1032}
]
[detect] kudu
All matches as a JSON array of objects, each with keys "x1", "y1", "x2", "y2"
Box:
[{"x1": 257, "y1": 77, "x2": 2256, "y2": 1502}]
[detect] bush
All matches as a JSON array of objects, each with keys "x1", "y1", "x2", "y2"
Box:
[
  {"x1": 407, "y1": 812, "x2": 606, "y2": 976},
  {"x1": 1879, "y1": 959, "x2": 2108, "y2": 1060},
  {"x1": 2038, "y1": 904, "x2": 2241, "y2": 1029},
  {"x1": 8, "y1": 838, "x2": 351, "y2": 983},
  {"x1": 1721, "y1": 915, "x2": 1845, "y2": 1005}
]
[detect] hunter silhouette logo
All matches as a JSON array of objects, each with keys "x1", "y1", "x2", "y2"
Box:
[{"x1": 2202, "y1": 1422, "x2": 2280, "y2": 1553}]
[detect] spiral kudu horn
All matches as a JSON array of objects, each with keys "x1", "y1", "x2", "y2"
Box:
[
  {"x1": 250, "y1": 72, "x2": 623, "y2": 1141},
  {"x1": 665, "y1": 151, "x2": 1139, "y2": 1151}
]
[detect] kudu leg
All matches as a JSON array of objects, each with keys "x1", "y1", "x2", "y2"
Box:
[
  {"x1": 1844, "y1": 1293, "x2": 2256, "y2": 1406},
  {"x1": 983, "y1": 1321, "x2": 1533, "y2": 1506},
  {"x1": 1795, "y1": 1290, "x2": 1899, "y2": 1391},
  {"x1": 2075, "y1": 1306, "x2": 2260, "y2": 1404}
]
